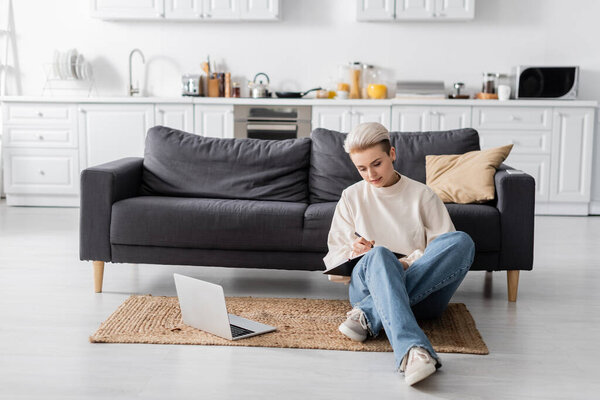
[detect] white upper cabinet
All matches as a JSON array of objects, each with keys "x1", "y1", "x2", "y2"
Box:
[
  {"x1": 204, "y1": 0, "x2": 241, "y2": 20},
  {"x1": 435, "y1": 0, "x2": 475, "y2": 19},
  {"x1": 92, "y1": 0, "x2": 279, "y2": 20},
  {"x1": 90, "y1": 0, "x2": 166, "y2": 19},
  {"x1": 164, "y1": 0, "x2": 203, "y2": 19},
  {"x1": 240, "y1": 0, "x2": 280, "y2": 20},
  {"x1": 356, "y1": 0, "x2": 395, "y2": 21},
  {"x1": 358, "y1": 0, "x2": 474, "y2": 21},
  {"x1": 395, "y1": 0, "x2": 435, "y2": 20}
]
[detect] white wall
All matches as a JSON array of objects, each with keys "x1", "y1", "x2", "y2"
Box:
[
  {"x1": 4, "y1": 0, "x2": 600, "y2": 204},
  {"x1": 7, "y1": 0, "x2": 600, "y2": 99}
]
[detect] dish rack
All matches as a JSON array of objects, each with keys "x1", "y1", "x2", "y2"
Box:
[{"x1": 42, "y1": 49, "x2": 97, "y2": 97}]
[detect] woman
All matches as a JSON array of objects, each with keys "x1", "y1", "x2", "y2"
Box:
[{"x1": 323, "y1": 122, "x2": 475, "y2": 386}]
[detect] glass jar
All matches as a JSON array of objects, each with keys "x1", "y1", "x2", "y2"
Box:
[
  {"x1": 362, "y1": 65, "x2": 375, "y2": 98},
  {"x1": 482, "y1": 73, "x2": 499, "y2": 94},
  {"x1": 231, "y1": 82, "x2": 241, "y2": 98},
  {"x1": 348, "y1": 61, "x2": 362, "y2": 99}
]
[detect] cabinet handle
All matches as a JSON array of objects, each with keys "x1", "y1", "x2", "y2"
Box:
[
  {"x1": 39, "y1": 170, "x2": 45, "y2": 176},
  {"x1": 37, "y1": 111, "x2": 44, "y2": 117},
  {"x1": 78, "y1": 107, "x2": 86, "y2": 114},
  {"x1": 38, "y1": 135, "x2": 45, "y2": 141}
]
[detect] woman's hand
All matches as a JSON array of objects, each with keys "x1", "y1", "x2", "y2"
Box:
[
  {"x1": 399, "y1": 259, "x2": 409, "y2": 270},
  {"x1": 351, "y1": 236, "x2": 375, "y2": 258}
]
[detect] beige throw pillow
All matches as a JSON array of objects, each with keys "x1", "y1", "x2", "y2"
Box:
[{"x1": 425, "y1": 144, "x2": 513, "y2": 204}]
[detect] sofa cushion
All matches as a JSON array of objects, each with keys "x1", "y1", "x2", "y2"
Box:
[
  {"x1": 392, "y1": 129, "x2": 481, "y2": 184},
  {"x1": 309, "y1": 128, "x2": 481, "y2": 203},
  {"x1": 298, "y1": 201, "x2": 499, "y2": 253},
  {"x1": 110, "y1": 196, "x2": 307, "y2": 251},
  {"x1": 309, "y1": 128, "x2": 363, "y2": 203},
  {"x1": 141, "y1": 126, "x2": 311, "y2": 202},
  {"x1": 301, "y1": 202, "x2": 337, "y2": 252},
  {"x1": 426, "y1": 144, "x2": 513, "y2": 204}
]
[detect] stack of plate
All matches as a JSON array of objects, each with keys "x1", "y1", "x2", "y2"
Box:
[{"x1": 52, "y1": 49, "x2": 92, "y2": 80}]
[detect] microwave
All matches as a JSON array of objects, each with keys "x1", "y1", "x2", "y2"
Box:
[{"x1": 515, "y1": 66, "x2": 579, "y2": 99}]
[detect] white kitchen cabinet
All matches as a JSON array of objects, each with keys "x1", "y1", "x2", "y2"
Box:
[
  {"x1": 93, "y1": 0, "x2": 279, "y2": 20},
  {"x1": 479, "y1": 130, "x2": 552, "y2": 201},
  {"x1": 1, "y1": 102, "x2": 81, "y2": 206},
  {"x1": 204, "y1": 0, "x2": 241, "y2": 20},
  {"x1": 549, "y1": 108, "x2": 595, "y2": 203},
  {"x1": 4, "y1": 148, "x2": 80, "y2": 195},
  {"x1": 502, "y1": 155, "x2": 551, "y2": 201},
  {"x1": 353, "y1": 106, "x2": 391, "y2": 127},
  {"x1": 356, "y1": 0, "x2": 395, "y2": 21},
  {"x1": 395, "y1": 0, "x2": 474, "y2": 20},
  {"x1": 312, "y1": 105, "x2": 391, "y2": 132},
  {"x1": 358, "y1": 0, "x2": 474, "y2": 21},
  {"x1": 391, "y1": 106, "x2": 471, "y2": 131},
  {"x1": 240, "y1": 0, "x2": 279, "y2": 20},
  {"x1": 164, "y1": 0, "x2": 203, "y2": 19},
  {"x1": 472, "y1": 107, "x2": 552, "y2": 131},
  {"x1": 194, "y1": 105, "x2": 233, "y2": 138},
  {"x1": 311, "y1": 106, "x2": 352, "y2": 132},
  {"x1": 155, "y1": 104, "x2": 194, "y2": 132},
  {"x1": 90, "y1": 0, "x2": 165, "y2": 19},
  {"x1": 79, "y1": 104, "x2": 154, "y2": 168}
]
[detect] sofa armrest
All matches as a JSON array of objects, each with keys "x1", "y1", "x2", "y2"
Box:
[
  {"x1": 494, "y1": 163, "x2": 535, "y2": 269},
  {"x1": 79, "y1": 157, "x2": 144, "y2": 262}
]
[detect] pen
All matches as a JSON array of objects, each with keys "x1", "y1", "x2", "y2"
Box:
[{"x1": 354, "y1": 231, "x2": 374, "y2": 248}]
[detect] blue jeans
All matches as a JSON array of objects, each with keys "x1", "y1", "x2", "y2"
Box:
[{"x1": 348, "y1": 231, "x2": 475, "y2": 371}]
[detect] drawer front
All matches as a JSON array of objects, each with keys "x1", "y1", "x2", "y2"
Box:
[
  {"x1": 3, "y1": 103, "x2": 77, "y2": 125},
  {"x1": 3, "y1": 126, "x2": 77, "y2": 148},
  {"x1": 479, "y1": 130, "x2": 551, "y2": 154},
  {"x1": 472, "y1": 107, "x2": 552, "y2": 130},
  {"x1": 4, "y1": 149, "x2": 79, "y2": 194}
]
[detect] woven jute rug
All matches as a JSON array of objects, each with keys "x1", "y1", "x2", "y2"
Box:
[{"x1": 90, "y1": 295, "x2": 488, "y2": 355}]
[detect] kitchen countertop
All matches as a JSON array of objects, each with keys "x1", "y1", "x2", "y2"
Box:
[{"x1": 0, "y1": 96, "x2": 597, "y2": 107}]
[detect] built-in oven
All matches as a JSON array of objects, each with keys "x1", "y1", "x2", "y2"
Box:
[{"x1": 233, "y1": 105, "x2": 312, "y2": 140}]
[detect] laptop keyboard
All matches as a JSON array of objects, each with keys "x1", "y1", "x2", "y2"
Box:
[{"x1": 230, "y1": 324, "x2": 255, "y2": 338}]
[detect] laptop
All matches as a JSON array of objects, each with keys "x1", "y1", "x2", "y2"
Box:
[{"x1": 173, "y1": 273, "x2": 277, "y2": 340}]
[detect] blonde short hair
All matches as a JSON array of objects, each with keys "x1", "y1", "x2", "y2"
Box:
[{"x1": 343, "y1": 122, "x2": 391, "y2": 154}]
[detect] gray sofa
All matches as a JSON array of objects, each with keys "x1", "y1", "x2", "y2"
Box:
[{"x1": 80, "y1": 126, "x2": 535, "y2": 301}]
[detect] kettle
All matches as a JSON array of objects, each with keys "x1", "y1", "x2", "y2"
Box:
[{"x1": 248, "y1": 72, "x2": 271, "y2": 98}]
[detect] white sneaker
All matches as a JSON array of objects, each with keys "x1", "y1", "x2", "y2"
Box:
[
  {"x1": 400, "y1": 346, "x2": 437, "y2": 386},
  {"x1": 338, "y1": 307, "x2": 369, "y2": 342}
]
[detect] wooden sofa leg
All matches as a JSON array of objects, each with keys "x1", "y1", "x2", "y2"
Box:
[
  {"x1": 94, "y1": 261, "x2": 105, "y2": 293},
  {"x1": 507, "y1": 270, "x2": 519, "y2": 302}
]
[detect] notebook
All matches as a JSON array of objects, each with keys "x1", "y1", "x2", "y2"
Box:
[{"x1": 323, "y1": 251, "x2": 406, "y2": 276}]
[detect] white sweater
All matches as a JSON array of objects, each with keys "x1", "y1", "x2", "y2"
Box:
[{"x1": 323, "y1": 172, "x2": 455, "y2": 283}]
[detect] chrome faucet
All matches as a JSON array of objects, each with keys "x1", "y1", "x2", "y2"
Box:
[{"x1": 128, "y1": 48, "x2": 145, "y2": 96}]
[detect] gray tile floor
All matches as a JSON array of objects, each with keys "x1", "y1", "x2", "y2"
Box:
[{"x1": 1, "y1": 200, "x2": 599, "y2": 399}]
